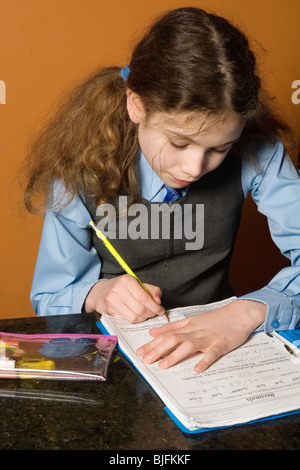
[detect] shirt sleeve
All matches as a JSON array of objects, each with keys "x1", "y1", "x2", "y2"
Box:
[
  {"x1": 30, "y1": 182, "x2": 102, "y2": 316},
  {"x1": 239, "y1": 139, "x2": 300, "y2": 332}
]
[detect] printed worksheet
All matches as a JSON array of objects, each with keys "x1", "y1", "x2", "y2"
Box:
[{"x1": 100, "y1": 300, "x2": 300, "y2": 430}]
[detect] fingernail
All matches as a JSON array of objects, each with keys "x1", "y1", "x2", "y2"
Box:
[
  {"x1": 143, "y1": 354, "x2": 154, "y2": 364},
  {"x1": 158, "y1": 359, "x2": 168, "y2": 369}
]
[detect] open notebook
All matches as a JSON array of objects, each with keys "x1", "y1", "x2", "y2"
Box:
[{"x1": 97, "y1": 298, "x2": 300, "y2": 433}]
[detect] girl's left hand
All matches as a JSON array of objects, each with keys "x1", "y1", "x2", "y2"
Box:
[{"x1": 136, "y1": 299, "x2": 267, "y2": 372}]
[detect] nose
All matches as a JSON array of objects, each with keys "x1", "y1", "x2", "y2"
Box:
[{"x1": 181, "y1": 151, "x2": 206, "y2": 178}]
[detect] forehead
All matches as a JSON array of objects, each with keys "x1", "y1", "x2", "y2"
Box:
[{"x1": 148, "y1": 110, "x2": 244, "y2": 140}]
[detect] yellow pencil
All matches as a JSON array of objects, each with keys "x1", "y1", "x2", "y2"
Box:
[{"x1": 89, "y1": 221, "x2": 169, "y2": 322}]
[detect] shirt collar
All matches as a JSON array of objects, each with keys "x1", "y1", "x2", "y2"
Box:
[{"x1": 137, "y1": 152, "x2": 165, "y2": 201}]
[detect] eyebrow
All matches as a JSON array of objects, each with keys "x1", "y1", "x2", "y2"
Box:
[{"x1": 213, "y1": 138, "x2": 241, "y2": 147}]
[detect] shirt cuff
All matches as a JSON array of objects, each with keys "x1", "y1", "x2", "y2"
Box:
[
  {"x1": 238, "y1": 286, "x2": 299, "y2": 332},
  {"x1": 72, "y1": 282, "x2": 100, "y2": 313}
]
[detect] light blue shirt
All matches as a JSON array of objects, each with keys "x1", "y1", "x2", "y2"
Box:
[{"x1": 31, "y1": 139, "x2": 300, "y2": 332}]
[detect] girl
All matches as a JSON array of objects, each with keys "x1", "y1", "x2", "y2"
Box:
[{"x1": 23, "y1": 7, "x2": 300, "y2": 373}]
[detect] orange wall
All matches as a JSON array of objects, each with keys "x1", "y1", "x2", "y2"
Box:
[{"x1": 0, "y1": 0, "x2": 299, "y2": 319}]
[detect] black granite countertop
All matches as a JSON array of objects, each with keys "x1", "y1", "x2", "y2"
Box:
[{"x1": 0, "y1": 313, "x2": 299, "y2": 451}]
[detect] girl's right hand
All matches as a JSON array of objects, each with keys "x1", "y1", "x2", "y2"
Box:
[{"x1": 84, "y1": 274, "x2": 165, "y2": 323}]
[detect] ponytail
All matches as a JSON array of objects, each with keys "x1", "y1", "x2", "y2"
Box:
[{"x1": 23, "y1": 67, "x2": 139, "y2": 213}]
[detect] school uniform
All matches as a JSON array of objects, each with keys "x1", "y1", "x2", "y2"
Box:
[{"x1": 31, "y1": 139, "x2": 300, "y2": 332}]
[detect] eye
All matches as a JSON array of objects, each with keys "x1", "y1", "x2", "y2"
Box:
[
  {"x1": 170, "y1": 141, "x2": 189, "y2": 151},
  {"x1": 211, "y1": 145, "x2": 232, "y2": 154}
]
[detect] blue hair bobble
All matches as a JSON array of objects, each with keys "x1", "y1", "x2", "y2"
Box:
[{"x1": 120, "y1": 65, "x2": 130, "y2": 80}]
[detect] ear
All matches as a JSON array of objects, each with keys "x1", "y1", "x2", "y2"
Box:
[{"x1": 126, "y1": 89, "x2": 145, "y2": 124}]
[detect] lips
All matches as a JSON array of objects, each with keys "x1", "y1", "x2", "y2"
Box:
[{"x1": 172, "y1": 177, "x2": 195, "y2": 186}]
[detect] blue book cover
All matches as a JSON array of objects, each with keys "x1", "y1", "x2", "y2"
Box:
[{"x1": 96, "y1": 317, "x2": 300, "y2": 434}]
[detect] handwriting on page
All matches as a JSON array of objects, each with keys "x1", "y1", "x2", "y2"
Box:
[{"x1": 103, "y1": 304, "x2": 300, "y2": 428}]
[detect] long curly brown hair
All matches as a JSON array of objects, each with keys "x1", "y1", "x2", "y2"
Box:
[{"x1": 23, "y1": 7, "x2": 293, "y2": 214}]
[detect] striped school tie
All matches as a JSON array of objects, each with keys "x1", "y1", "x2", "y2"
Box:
[{"x1": 163, "y1": 184, "x2": 183, "y2": 203}]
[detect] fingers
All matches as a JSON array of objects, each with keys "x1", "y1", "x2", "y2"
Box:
[
  {"x1": 88, "y1": 275, "x2": 165, "y2": 323},
  {"x1": 143, "y1": 283, "x2": 162, "y2": 305},
  {"x1": 136, "y1": 300, "x2": 259, "y2": 372},
  {"x1": 136, "y1": 317, "x2": 226, "y2": 372},
  {"x1": 137, "y1": 333, "x2": 223, "y2": 373},
  {"x1": 137, "y1": 332, "x2": 181, "y2": 363},
  {"x1": 106, "y1": 293, "x2": 150, "y2": 323},
  {"x1": 136, "y1": 319, "x2": 189, "y2": 358},
  {"x1": 124, "y1": 277, "x2": 164, "y2": 320},
  {"x1": 194, "y1": 348, "x2": 221, "y2": 373},
  {"x1": 157, "y1": 339, "x2": 200, "y2": 370},
  {"x1": 137, "y1": 330, "x2": 200, "y2": 367}
]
